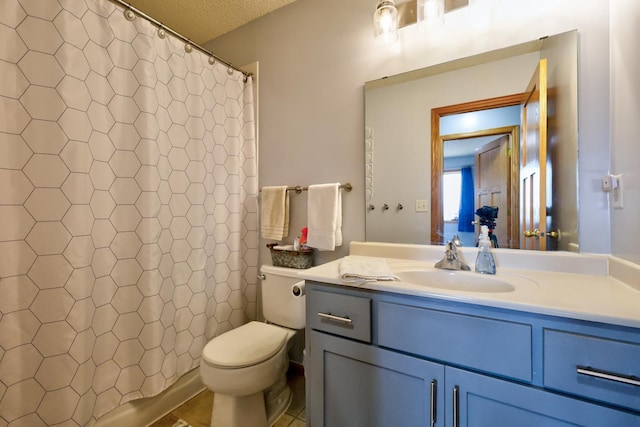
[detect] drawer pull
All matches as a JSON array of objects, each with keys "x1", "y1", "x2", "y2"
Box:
[
  {"x1": 317, "y1": 312, "x2": 353, "y2": 324},
  {"x1": 430, "y1": 380, "x2": 437, "y2": 427},
  {"x1": 577, "y1": 366, "x2": 640, "y2": 387},
  {"x1": 452, "y1": 385, "x2": 460, "y2": 427}
]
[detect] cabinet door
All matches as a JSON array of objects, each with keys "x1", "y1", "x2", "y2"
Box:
[
  {"x1": 308, "y1": 330, "x2": 444, "y2": 427},
  {"x1": 446, "y1": 366, "x2": 640, "y2": 427}
]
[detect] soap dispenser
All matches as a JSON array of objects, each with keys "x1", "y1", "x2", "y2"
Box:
[{"x1": 475, "y1": 225, "x2": 496, "y2": 274}]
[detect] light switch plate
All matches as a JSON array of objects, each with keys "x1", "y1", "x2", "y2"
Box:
[{"x1": 415, "y1": 200, "x2": 428, "y2": 212}]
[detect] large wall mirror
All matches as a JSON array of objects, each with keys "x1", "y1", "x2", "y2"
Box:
[{"x1": 364, "y1": 30, "x2": 578, "y2": 251}]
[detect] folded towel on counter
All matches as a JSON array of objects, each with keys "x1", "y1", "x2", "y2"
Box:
[
  {"x1": 339, "y1": 256, "x2": 400, "y2": 284},
  {"x1": 261, "y1": 186, "x2": 289, "y2": 240},
  {"x1": 307, "y1": 183, "x2": 342, "y2": 251}
]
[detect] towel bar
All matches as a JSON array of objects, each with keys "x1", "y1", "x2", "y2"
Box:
[{"x1": 259, "y1": 183, "x2": 352, "y2": 194}]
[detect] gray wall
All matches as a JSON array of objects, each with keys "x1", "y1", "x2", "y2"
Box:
[
  {"x1": 610, "y1": 0, "x2": 640, "y2": 265},
  {"x1": 205, "y1": 0, "x2": 617, "y2": 265}
]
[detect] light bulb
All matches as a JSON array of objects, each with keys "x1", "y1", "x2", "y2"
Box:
[
  {"x1": 373, "y1": 0, "x2": 399, "y2": 45},
  {"x1": 418, "y1": 0, "x2": 444, "y2": 31}
]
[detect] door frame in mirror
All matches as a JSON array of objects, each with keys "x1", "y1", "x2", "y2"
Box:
[{"x1": 430, "y1": 93, "x2": 527, "y2": 245}]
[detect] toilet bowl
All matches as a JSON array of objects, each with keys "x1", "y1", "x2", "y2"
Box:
[{"x1": 199, "y1": 265, "x2": 305, "y2": 427}]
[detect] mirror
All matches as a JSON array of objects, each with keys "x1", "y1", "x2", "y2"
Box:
[{"x1": 364, "y1": 30, "x2": 578, "y2": 251}]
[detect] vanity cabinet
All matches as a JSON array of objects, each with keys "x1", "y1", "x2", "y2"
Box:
[
  {"x1": 305, "y1": 281, "x2": 640, "y2": 426},
  {"x1": 309, "y1": 330, "x2": 444, "y2": 427},
  {"x1": 447, "y1": 366, "x2": 639, "y2": 426}
]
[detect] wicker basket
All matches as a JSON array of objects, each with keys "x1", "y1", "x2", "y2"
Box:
[{"x1": 267, "y1": 243, "x2": 314, "y2": 269}]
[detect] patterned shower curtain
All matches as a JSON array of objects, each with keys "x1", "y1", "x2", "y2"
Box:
[{"x1": 0, "y1": 0, "x2": 258, "y2": 425}]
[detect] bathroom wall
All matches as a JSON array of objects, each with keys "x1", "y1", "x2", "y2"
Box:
[
  {"x1": 610, "y1": 0, "x2": 640, "y2": 265},
  {"x1": 206, "y1": 0, "x2": 614, "y2": 265}
]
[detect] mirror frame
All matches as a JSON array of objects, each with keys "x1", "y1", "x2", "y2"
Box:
[{"x1": 430, "y1": 93, "x2": 527, "y2": 245}]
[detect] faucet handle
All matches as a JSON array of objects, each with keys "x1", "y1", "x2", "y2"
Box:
[{"x1": 445, "y1": 241, "x2": 457, "y2": 260}]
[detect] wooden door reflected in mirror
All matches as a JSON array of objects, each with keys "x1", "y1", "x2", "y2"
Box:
[{"x1": 431, "y1": 95, "x2": 524, "y2": 247}]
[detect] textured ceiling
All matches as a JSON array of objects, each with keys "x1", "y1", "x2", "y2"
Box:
[{"x1": 128, "y1": 0, "x2": 297, "y2": 44}]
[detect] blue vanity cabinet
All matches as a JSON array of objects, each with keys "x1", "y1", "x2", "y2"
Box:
[
  {"x1": 446, "y1": 367, "x2": 640, "y2": 426},
  {"x1": 377, "y1": 300, "x2": 533, "y2": 383},
  {"x1": 305, "y1": 281, "x2": 640, "y2": 427},
  {"x1": 306, "y1": 284, "x2": 445, "y2": 426},
  {"x1": 308, "y1": 330, "x2": 445, "y2": 427}
]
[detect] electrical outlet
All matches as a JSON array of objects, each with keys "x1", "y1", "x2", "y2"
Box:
[{"x1": 415, "y1": 200, "x2": 428, "y2": 212}]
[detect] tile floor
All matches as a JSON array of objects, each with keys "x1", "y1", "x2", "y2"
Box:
[{"x1": 151, "y1": 367, "x2": 305, "y2": 427}]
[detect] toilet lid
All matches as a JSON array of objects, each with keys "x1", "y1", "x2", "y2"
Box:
[{"x1": 202, "y1": 321, "x2": 289, "y2": 368}]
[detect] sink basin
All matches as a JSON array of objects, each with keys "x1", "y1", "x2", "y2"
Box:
[{"x1": 395, "y1": 269, "x2": 531, "y2": 293}]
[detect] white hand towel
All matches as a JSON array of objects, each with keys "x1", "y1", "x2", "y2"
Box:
[
  {"x1": 261, "y1": 186, "x2": 289, "y2": 240},
  {"x1": 307, "y1": 183, "x2": 342, "y2": 251},
  {"x1": 339, "y1": 256, "x2": 400, "y2": 284}
]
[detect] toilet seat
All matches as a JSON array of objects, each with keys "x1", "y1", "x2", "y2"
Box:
[{"x1": 202, "y1": 321, "x2": 289, "y2": 368}]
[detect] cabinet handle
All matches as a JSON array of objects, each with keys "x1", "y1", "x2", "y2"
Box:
[
  {"x1": 577, "y1": 366, "x2": 640, "y2": 386},
  {"x1": 317, "y1": 312, "x2": 353, "y2": 324},
  {"x1": 452, "y1": 385, "x2": 460, "y2": 427},
  {"x1": 430, "y1": 380, "x2": 437, "y2": 427}
]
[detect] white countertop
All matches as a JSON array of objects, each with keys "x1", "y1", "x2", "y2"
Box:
[{"x1": 296, "y1": 242, "x2": 640, "y2": 329}]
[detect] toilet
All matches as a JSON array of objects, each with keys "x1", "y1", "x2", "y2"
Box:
[{"x1": 200, "y1": 265, "x2": 306, "y2": 427}]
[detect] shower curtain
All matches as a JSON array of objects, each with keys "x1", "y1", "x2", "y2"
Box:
[{"x1": 0, "y1": 1, "x2": 258, "y2": 425}]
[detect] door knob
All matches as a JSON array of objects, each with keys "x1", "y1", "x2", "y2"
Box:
[
  {"x1": 547, "y1": 230, "x2": 560, "y2": 239},
  {"x1": 524, "y1": 229, "x2": 560, "y2": 238}
]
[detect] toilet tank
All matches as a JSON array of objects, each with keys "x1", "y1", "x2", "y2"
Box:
[{"x1": 260, "y1": 265, "x2": 306, "y2": 329}]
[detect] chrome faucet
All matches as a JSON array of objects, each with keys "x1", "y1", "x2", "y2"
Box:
[{"x1": 435, "y1": 241, "x2": 471, "y2": 271}]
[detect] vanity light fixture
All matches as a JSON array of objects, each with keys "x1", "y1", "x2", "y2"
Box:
[
  {"x1": 373, "y1": 0, "x2": 399, "y2": 45},
  {"x1": 378, "y1": 0, "x2": 472, "y2": 44},
  {"x1": 417, "y1": 0, "x2": 445, "y2": 30}
]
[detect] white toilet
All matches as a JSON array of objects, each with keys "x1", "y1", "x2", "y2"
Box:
[{"x1": 200, "y1": 265, "x2": 306, "y2": 427}]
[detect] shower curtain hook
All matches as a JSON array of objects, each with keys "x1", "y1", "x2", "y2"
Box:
[{"x1": 124, "y1": 8, "x2": 136, "y2": 21}]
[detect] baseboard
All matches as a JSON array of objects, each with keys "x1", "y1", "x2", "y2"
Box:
[{"x1": 94, "y1": 367, "x2": 205, "y2": 427}]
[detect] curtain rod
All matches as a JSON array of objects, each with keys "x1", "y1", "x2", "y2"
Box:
[
  {"x1": 108, "y1": 0, "x2": 252, "y2": 80},
  {"x1": 259, "y1": 183, "x2": 353, "y2": 194}
]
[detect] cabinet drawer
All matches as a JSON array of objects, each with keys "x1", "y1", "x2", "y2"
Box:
[
  {"x1": 544, "y1": 329, "x2": 640, "y2": 412},
  {"x1": 378, "y1": 302, "x2": 532, "y2": 382},
  {"x1": 307, "y1": 288, "x2": 371, "y2": 342}
]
